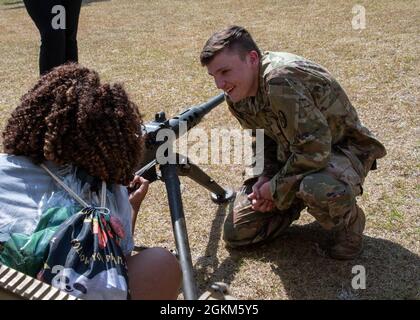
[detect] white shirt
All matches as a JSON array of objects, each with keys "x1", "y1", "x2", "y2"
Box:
[{"x1": 0, "y1": 154, "x2": 134, "y2": 255}]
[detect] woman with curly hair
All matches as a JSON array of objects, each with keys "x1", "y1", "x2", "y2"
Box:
[{"x1": 0, "y1": 63, "x2": 181, "y2": 299}]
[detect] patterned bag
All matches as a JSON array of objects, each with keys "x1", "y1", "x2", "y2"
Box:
[
  {"x1": 0, "y1": 206, "x2": 77, "y2": 277},
  {"x1": 36, "y1": 164, "x2": 130, "y2": 300}
]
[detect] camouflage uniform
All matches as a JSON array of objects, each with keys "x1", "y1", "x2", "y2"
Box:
[{"x1": 224, "y1": 52, "x2": 386, "y2": 253}]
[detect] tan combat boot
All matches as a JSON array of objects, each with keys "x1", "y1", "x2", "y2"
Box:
[{"x1": 329, "y1": 205, "x2": 366, "y2": 260}]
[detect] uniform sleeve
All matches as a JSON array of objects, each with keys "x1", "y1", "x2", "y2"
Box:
[
  {"x1": 267, "y1": 77, "x2": 332, "y2": 210},
  {"x1": 245, "y1": 131, "x2": 280, "y2": 180},
  {"x1": 261, "y1": 133, "x2": 281, "y2": 177}
]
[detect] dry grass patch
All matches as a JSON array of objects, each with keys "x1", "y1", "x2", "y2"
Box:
[{"x1": 0, "y1": 0, "x2": 418, "y2": 299}]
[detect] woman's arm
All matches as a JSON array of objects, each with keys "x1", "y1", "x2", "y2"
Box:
[{"x1": 128, "y1": 176, "x2": 149, "y2": 235}]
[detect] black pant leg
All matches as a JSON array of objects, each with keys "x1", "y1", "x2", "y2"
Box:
[
  {"x1": 63, "y1": 0, "x2": 82, "y2": 63},
  {"x1": 23, "y1": 0, "x2": 66, "y2": 75}
]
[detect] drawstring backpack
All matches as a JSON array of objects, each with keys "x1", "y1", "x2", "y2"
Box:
[{"x1": 37, "y1": 164, "x2": 130, "y2": 300}]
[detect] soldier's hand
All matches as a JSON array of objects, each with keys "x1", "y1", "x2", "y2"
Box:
[
  {"x1": 259, "y1": 181, "x2": 273, "y2": 200},
  {"x1": 252, "y1": 176, "x2": 270, "y2": 199},
  {"x1": 248, "y1": 190, "x2": 275, "y2": 212},
  {"x1": 249, "y1": 181, "x2": 273, "y2": 201},
  {"x1": 250, "y1": 198, "x2": 275, "y2": 212}
]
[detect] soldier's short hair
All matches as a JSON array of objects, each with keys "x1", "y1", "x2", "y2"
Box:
[{"x1": 200, "y1": 25, "x2": 261, "y2": 66}]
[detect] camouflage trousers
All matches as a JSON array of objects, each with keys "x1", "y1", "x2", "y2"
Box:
[{"x1": 223, "y1": 151, "x2": 364, "y2": 248}]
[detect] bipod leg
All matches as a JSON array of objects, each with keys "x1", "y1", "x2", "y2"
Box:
[
  {"x1": 160, "y1": 163, "x2": 198, "y2": 300},
  {"x1": 175, "y1": 154, "x2": 235, "y2": 204}
]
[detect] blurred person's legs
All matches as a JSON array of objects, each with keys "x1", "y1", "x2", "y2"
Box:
[
  {"x1": 63, "y1": 0, "x2": 82, "y2": 63},
  {"x1": 23, "y1": 0, "x2": 82, "y2": 75}
]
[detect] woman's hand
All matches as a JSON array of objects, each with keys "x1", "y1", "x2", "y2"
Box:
[{"x1": 128, "y1": 176, "x2": 149, "y2": 214}]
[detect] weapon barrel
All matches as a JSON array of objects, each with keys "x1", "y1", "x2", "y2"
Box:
[
  {"x1": 136, "y1": 93, "x2": 225, "y2": 174},
  {"x1": 168, "y1": 93, "x2": 225, "y2": 138}
]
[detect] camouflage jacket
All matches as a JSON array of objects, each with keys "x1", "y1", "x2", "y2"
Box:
[{"x1": 226, "y1": 51, "x2": 386, "y2": 210}]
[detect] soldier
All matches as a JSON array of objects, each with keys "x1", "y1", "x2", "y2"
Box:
[{"x1": 200, "y1": 25, "x2": 386, "y2": 260}]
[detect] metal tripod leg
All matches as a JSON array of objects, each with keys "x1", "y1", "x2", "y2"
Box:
[
  {"x1": 175, "y1": 154, "x2": 235, "y2": 204},
  {"x1": 160, "y1": 163, "x2": 198, "y2": 300}
]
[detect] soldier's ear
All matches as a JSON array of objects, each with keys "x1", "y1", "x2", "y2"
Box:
[{"x1": 248, "y1": 50, "x2": 260, "y2": 66}]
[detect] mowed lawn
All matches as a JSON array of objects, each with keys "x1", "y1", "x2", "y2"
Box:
[{"x1": 0, "y1": 0, "x2": 418, "y2": 299}]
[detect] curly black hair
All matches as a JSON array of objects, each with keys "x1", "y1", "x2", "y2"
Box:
[{"x1": 2, "y1": 63, "x2": 144, "y2": 185}]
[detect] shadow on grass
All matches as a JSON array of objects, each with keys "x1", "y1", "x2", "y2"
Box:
[
  {"x1": 195, "y1": 208, "x2": 419, "y2": 300},
  {"x1": 194, "y1": 201, "x2": 233, "y2": 294}
]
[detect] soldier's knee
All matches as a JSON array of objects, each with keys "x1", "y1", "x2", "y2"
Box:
[
  {"x1": 298, "y1": 173, "x2": 353, "y2": 207},
  {"x1": 222, "y1": 218, "x2": 260, "y2": 248},
  {"x1": 222, "y1": 221, "x2": 239, "y2": 247},
  {"x1": 223, "y1": 221, "x2": 247, "y2": 248}
]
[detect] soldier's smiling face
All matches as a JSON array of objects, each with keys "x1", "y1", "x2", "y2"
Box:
[{"x1": 207, "y1": 49, "x2": 260, "y2": 103}]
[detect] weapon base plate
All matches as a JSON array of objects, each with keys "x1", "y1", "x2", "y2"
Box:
[{"x1": 210, "y1": 189, "x2": 235, "y2": 204}]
